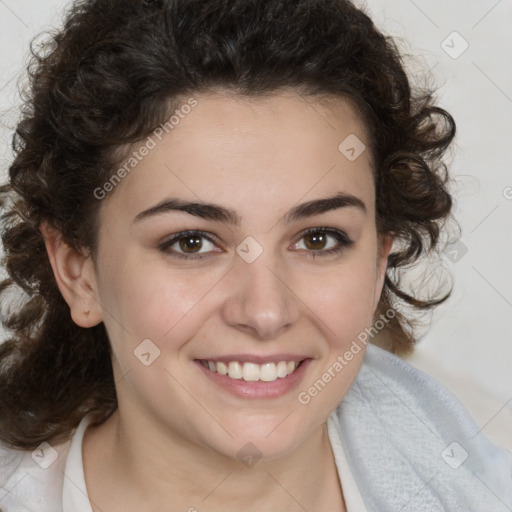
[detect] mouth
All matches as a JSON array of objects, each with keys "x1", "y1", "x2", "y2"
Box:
[
  {"x1": 197, "y1": 359, "x2": 304, "y2": 382},
  {"x1": 194, "y1": 356, "x2": 311, "y2": 399}
]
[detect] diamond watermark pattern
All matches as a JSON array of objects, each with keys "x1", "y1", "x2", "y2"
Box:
[
  {"x1": 441, "y1": 441, "x2": 469, "y2": 469},
  {"x1": 31, "y1": 442, "x2": 58, "y2": 469},
  {"x1": 237, "y1": 442, "x2": 263, "y2": 468},
  {"x1": 32, "y1": 32, "x2": 59, "y2": 58},
  {"x1": 441, "y1": 31, "x2": 469, "y2": 59},
  {"x1": 444, "y1": 238, "x2": 468, "y2": 263},
  {"x1": 338, "y1": 134, "x2": 366, "y2": 162},
  {"x1": 134, "y1": 338, "x2": 161, "y2": 366},
  {"x1": 236, "y1": 236, "x2": 263, "y2": 264}
]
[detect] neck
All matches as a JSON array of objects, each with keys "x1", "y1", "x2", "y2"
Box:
[{"x1": 83, "y1": 409, "x2": 345, "y2": 512}]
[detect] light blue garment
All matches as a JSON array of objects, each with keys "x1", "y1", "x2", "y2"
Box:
[{"x1": 334, "y1": 343, "x2": 512, "y2": 511}]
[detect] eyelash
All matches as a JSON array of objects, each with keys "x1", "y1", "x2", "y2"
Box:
[{"x1": 158, "y1": 228, "x2": 354, "y2": 261}]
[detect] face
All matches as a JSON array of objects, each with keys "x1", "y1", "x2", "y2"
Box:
[{"x1": 87, "y1": 90, "x2": 390, "y2": 461}]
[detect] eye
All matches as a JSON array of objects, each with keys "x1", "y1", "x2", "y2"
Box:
[
  {"x1": 158, "y1": 230, "x2": 221, "y2": 260},
  {"x1": 291, "y1": 228, "x2": 353, "y2": 256}
]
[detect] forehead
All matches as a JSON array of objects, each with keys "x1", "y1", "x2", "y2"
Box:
[{"x1": 101, "y1": 90, "x2": 375, "y2": 225}]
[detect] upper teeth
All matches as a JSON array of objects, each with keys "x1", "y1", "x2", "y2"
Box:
[{"x1": 201, "y1": 360, "x2": 300, "y2": 382}]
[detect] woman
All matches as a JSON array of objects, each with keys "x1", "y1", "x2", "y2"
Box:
[{"x1": 0, "y1": 0, "x2": 510, "y2": 510}]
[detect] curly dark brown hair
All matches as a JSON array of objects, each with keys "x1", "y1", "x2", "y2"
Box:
[{"x1": 0, "y1": 0, "x2": 455, "y2": 449}]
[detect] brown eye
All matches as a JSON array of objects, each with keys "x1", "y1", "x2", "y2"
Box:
[
  {"x1": 179, "y1": 235, "x2": 203, "y2": 253},
  {"x1": 303, "y1": 232, "x2": 328, "y2": 251},
  {"x1": 292, "y1": 228, "x2": 354, "y2": 256},
  {"x1": 159, "y1": 231, "x2": 220, "y2": 260}
]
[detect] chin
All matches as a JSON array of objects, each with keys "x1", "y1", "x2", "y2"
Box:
[{"x1": 207, "y1": 413, "x2": 316, "y2": 464}]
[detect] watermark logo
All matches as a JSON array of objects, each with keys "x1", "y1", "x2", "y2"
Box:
[
  {"x1": 441, "y1": 441, "x2": 468, "y2": 469},
  {"x1": 31, "y1": 442, "x2": 58, "y2": 469},
  {"x1": 444, "y1": 237, "x2": 468, "y2": 263},
  {"x1": 297, "y1": 307, "x2": 398, "y2": 405},
  {"x1": 32, "y1": 32, "x2": 58, "y2": 58},
  {"x1": 236, "y1": 236, "x2": 264, "y2": 264},
  {"x1": 441, "y1": 31, "x2": 469, "y2": 59},
  {"x1": 338, "y1": 134, "x2": 366, "y2": 162},
  {"x1": 237, "y1": 442, "x2": 263, "y2": 468},
  {"x1": 134, "y1": 338, "x2": 161, "y2": 366}
]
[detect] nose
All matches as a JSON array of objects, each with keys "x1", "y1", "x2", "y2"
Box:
[{"x1": 221, "y1": 252, "x2": 301, "y2": 340}]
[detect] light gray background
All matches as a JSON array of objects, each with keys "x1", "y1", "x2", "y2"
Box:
[{"x1": 1, "y1": 0, "x2": 511, "y2": 450}]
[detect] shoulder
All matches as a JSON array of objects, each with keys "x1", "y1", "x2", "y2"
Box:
[
  {"x1": 0, "y1": 436, "x2": 71, "y2": 512},
  {"x1": 333, "y1": 343, "x2": 512, "y2": 512}
]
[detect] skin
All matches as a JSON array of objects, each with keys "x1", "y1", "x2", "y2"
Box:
[{"x1": 43, "y1": 89, "x2": 392, "y2": 511}]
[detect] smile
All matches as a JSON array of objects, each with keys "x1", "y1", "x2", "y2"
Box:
[{"x1": 199, "y1": 359, "x2": 302, "y2": 382}]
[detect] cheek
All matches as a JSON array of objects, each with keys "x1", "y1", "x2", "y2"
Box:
[
  {"x1": 97, "y1": 252, "x2": 228, "y2": 347},
  {"x1": 299, "y1": 258, "x2": 379, "y2": 339}
]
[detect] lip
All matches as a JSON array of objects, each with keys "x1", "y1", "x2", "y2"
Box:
[{"x1": 194, "y1": 357, "x2": 312, "y2": 399}]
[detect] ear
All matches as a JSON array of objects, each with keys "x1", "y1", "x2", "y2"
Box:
[
  {"x1": 40, "y1": 221, "x2": 103, "y2": 328},
  {"x1": 373, "y1": 233, "x2": 393, "y2": 311}
]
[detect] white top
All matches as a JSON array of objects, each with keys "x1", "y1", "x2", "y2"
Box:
[
  {"x1": 2, "y1": 344, "x2": 511, "y2": 511},
  {"x1": 0, "y1": 409, "x2": 365, "y2": 512}
]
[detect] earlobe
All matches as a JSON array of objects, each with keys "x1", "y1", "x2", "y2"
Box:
[{"x1": 40, "y1": 222, "x2": 102, "y2": 327}]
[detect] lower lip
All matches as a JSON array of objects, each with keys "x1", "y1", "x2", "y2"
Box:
[{"x1": 194, "y1": 359, "x2": 312, "y2": 399}]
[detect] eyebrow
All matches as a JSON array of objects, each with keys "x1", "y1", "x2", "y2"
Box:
[{"x1": 133, "y1": 192, "x2": 366, "y2": 225}]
